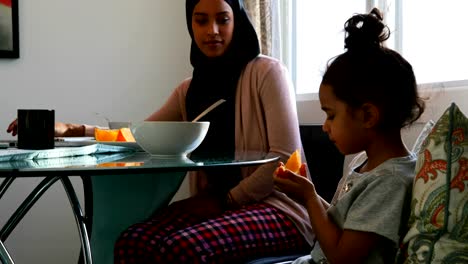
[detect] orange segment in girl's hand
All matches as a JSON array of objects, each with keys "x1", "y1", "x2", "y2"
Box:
[
  {"x1": 275, "y1": 150, "x2": 306, "y2": 179},
  {"x1": 94, "y1": 128, "x2": 119, "y2": 142},
  {"x1": 284, "y1": 149, "x2": 301, "y2": 173}
]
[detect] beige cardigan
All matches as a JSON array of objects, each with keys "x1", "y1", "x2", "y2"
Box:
[{"x1": 145, "y1": 55, "x2": 315, "y2": 245}]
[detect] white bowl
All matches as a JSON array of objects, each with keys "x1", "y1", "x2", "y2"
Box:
[
  {"x1": 130, "y1": 121, "x2": 210, "y2": 157},
  {"x1": 108, "y1": 121, "x2": 132, "y2": 129}
]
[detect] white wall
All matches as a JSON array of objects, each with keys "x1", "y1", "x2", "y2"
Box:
[{"x1": 0, "y1": 1, "x2": 191, "y2": 263}]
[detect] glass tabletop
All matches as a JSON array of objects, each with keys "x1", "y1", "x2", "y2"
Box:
[
  {"x1": 0, "y1": 147, "x2": 280, "y2": 264},
  {"x1": 0, "y1": 150, "x2": 279, "y2": 176}
]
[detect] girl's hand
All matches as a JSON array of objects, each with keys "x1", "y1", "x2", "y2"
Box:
[
  {"x1": 275, "y1": 161, "x2": 307, "y2": 179},
  {"x1": 274, "y1": 163, "x2": 315, "y2": 206}
]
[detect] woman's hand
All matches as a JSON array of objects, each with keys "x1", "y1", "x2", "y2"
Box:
[
  {"x1": 273, "y1": 163, "x2": 316, "y2": 206},
  {"x1": 6, "y1": 119, "x2": 85, "y2": 137},
  {"x1": 55, "y1": 122, "x2": 85, "y2": 137},
  {"x1": 6, "y1": 119, "x2": 18, "y2": 136}
]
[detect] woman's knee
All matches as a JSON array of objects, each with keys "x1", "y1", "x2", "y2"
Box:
[{"x1": 114, "y1": 225, "x2": 159, "y2": 263}]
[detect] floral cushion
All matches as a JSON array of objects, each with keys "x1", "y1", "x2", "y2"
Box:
[{"x1": 400, "y1": 103, "x2": 468, "y2": 263}]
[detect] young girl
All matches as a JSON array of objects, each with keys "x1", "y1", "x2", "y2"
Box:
[{"x1": 274, "y1": 8, "x2": 425, "y2": 264}]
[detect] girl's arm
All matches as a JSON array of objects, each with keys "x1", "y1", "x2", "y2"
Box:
[
  {"x1": 304, "y1": 185, "x2": 380, "y2": 264},
  {"x1": 274, "y1": 172, "x2": 381, "y2": 264}
]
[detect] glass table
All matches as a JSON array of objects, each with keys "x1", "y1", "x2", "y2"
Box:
[{"x1": 0, "y1": 149, "x2": 279, "y2": 264}]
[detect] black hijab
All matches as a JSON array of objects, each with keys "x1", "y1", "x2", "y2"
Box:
[{"x1": 185, "y1": 0, "x2": 260, "y2": 157}]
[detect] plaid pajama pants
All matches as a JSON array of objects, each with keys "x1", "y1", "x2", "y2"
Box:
[{"x1": 114, "y1": 202, "x2": 309, "y2": 263}]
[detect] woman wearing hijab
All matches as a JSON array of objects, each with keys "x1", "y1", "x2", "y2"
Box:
[
  {"x1": 6, "y1": 0, "x2": 314, "y2": 262},
  {"x1": 113, "y1": 1, "x2": 314, "y2": 263}
]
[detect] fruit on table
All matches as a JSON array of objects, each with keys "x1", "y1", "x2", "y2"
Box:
[
  {"x1": 276, "y1": 149, "x2": 305, "y2": 178},
  {"x1": 95, "y1": 127, "x2": 136, "y2": 142},
  {"x1": 116, "y1": 128, "x2": 136, "y2": 142},
  {"x1": 95, "y1": 128, "x2": 119, "y2": 141}
]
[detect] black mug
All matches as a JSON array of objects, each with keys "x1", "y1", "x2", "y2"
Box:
[{"x1": 17, "y1": 109, "x2": 55, "y2": 150}]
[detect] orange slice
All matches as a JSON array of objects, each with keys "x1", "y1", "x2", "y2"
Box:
[
  {"x1": 95, "y1": 127, "x2": 136, "y2": 142},
  {"x1": 95, "y1": 128, "x2": 119, "y2": 141},
  {"x1": 276, "y1": 149, "x2": 303, "y2": 179},
  {"x1": 116, "y1": 128, "x2": 136, "y2": 142},
  {"x1": 284, "y1": 149, "x2": 301, "y2": 173}
]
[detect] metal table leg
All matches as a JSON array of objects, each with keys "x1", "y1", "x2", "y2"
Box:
[
  {"x1": 0, "y1": 177, "x2": 15, "y2": 200},
  {"x1": 61, "y1": 177, "x2": 92, "y2": 264},
  {"x1": 0, "y1": 177, "x2": 16, "y2": 264},
  {"x1": 0, "y1": 241, "x2": 14, "y2": 264},
  {"x1": 0, "y1": 175, "x2": 93, "y2": 264},
  {"x1": 0, "y1": 175, "x2": 60, "y2": 264},
  {"x1": 0, "y1": 176, "x2": 61, "y2": 241}
]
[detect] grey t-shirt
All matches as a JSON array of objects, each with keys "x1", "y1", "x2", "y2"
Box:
[{"x1": 293, "y1": 152, "x2": 416, "y2": 264}]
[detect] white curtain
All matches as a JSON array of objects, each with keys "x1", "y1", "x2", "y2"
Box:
[{"x1": 244, "y1": 0, "x2": 292, "y2": 69}]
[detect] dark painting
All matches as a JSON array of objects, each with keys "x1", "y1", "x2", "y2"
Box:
[{"x1": 0, "y1": 0, "x2": 19, "y2": 58}]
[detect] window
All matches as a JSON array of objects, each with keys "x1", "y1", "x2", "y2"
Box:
[
  {"x1": 292, "y1": 0, "x2": 468, "y2": 95},
  {"x1": 398, "y1": 0, "x2": 468, "y2": 84}
]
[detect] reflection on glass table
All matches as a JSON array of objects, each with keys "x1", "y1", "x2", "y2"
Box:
[
  {"x1": 0, "y1": 150, "x2": 279, "y2": 264},
  {"x1": 0, "y1": 150, "x2": 278, "y2": 175}
]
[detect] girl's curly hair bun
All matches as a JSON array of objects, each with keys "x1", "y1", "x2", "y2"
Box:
[{"x1": 344, "y1": 7, "x2": 390, "y2": 52}]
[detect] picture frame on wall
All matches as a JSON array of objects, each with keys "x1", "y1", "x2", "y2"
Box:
[{"x1": 0, "y1": 0, "x2": 19, "y2": 58}]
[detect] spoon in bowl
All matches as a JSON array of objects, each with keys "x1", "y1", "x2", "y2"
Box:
[{"x1": 192, "y1": 99, "x2": 226, "y2": 122}]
